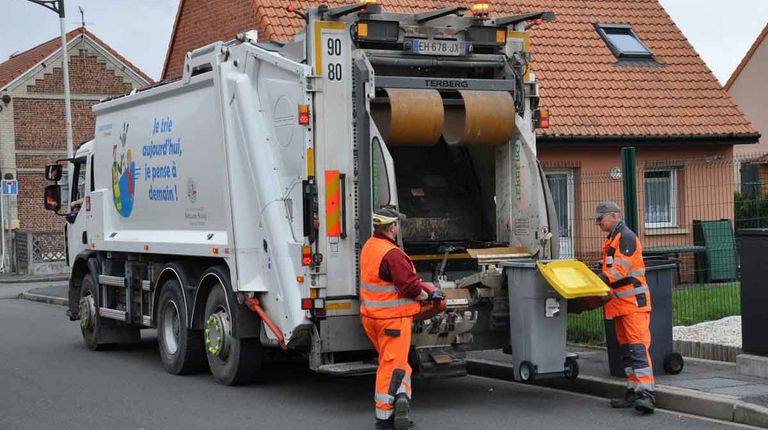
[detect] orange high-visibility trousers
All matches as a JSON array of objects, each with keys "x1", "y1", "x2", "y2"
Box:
[
  {"x1": 614, "y1": 311, "x2": 655, "y2": 393},
  {"x1": 362, "y1": 315, "x2": 413, "y2": 420}
]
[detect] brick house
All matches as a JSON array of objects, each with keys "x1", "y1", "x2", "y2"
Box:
[
  {"x1": 0, "y1": 28, "x2": 152, "y2": 273},
  {"x1": 161, "y1": 1, "x2": 758, "y2": 275}
]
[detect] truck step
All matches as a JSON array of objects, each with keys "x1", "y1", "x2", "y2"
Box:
[{"x1": 317, "y1": 361, "x2": 378, "y2": 376}]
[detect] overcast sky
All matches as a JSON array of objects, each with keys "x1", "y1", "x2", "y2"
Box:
[{"x1": 1, "y1": 0, "x2": 767, "y2": 83}]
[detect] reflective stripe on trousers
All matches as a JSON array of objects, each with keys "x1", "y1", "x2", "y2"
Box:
[
  {"x1": 362, "y1": 316, "x2": 413, "y2": 420},
  {"x1": 614, "y1": 312, "x2": 655, "y2": 393}
]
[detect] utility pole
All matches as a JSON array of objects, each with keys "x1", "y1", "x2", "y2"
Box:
[
  {"x1": 0, "y1": 178, "x2": 5, "y2": 273},
  {"x1": 25, "y1": 0, "x2": 74, "y2": 192}
]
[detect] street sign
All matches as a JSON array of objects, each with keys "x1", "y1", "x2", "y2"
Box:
[{"x1": 1, "y1": 180, "x2": 17, "y2": 196}]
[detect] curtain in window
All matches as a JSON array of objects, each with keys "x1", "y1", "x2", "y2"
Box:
[
  {"x1": 546, "y1": 173, "x2": 570, "y2": 237},
  {"x1": 644, "y1": 170, "x2": 671, "y2": 225}
]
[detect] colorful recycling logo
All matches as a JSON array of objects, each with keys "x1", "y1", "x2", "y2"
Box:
[{"x1": 112, "y1": 122, "x2": 135, "y2": 217}]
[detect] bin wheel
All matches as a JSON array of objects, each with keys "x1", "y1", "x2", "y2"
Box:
[
  {"x1": 564, "y1": 357, "x2": 579, "y2": 380},
  {"x1": 664, "y1": 352, "x2": 684, "y2": 375},
  {"x1": 519, "y1": 361, "x2": 535, "y2": 383}
]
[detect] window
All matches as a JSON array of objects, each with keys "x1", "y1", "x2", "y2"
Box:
[
  {"x1": 595, "y1": 24, "x2": 653, "y2": 59},
  {"x1": 372, "y1": 137, "x2": 391, "y2": 208},
  {"x1": 644, "y1": 169, "x2": 677, "y2": 228}
]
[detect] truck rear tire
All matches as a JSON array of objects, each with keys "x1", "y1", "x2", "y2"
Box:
[
  {"x1": 157, "y1": 279, "x2": 207, "y2": 375},
  {"x1": 204, "y1": 284, "x2": 263, "y2": 385}
]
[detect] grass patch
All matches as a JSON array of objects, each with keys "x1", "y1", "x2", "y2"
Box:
[
  {"x1": 672, "y1": 282, "x2": 740, "y2": 326},
  {"x1": 566, "y1": 282, "x2": 741, "y2": 345}
]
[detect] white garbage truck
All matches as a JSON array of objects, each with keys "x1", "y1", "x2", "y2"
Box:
[{"x1": 43, "y1": 2, "x2": 562, "y2": 385}]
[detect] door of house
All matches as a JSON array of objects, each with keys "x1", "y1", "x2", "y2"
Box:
[{"x1": 545, "y1": 170, "x2": 575, "y2": 259}]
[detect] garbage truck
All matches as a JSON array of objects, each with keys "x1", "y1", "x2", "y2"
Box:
[{"x1": 42, "y1": 2, "x2": 566, "y2": 385}]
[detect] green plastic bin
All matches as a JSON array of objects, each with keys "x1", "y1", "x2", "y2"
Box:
[{"x1": 693, "y1": 220, "x2": 738, "y2": 283}]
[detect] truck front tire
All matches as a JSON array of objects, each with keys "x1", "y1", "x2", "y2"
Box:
[
  {"x1": 204, "y1": 284, "x2": 263, "y2": 385},
  {"x1": 157, "y1": 279, "x2": 206, "y2": 374},
  {"x1": 79, "y1": 273, "x2": 105, "y2": 351}
]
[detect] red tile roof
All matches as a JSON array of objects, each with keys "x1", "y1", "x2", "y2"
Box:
[
  {"x1": 725, "y1": 22, "x2": 768, "y2": 91},
  {"x1": 163, "y1": 0, "x2": 757, "y2": 140},
  {"x1": 0, "y1": 27, "x2": 153, "y2": 90}
]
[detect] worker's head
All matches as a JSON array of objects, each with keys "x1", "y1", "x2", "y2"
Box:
[
  {"x1": 592, "y1": 200, "x2": 622, "y2": 232},
  {"x1": 372, "y1": 207, "x2": 405, "y2": 240}
]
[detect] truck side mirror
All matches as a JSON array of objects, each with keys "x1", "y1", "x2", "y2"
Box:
[
  {"x1": 45, "y1": 164, "x2": 63, "y2": 181},
  {"x1": 44, "y1": 185, "x2": 61, "y2": 212}
]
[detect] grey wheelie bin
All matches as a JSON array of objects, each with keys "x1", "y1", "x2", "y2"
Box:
[
  {"x1": 604, "y1": 259, "x2": 684, "y2": 376},
  {"x1": 502, "y1": 260, "x2": 578, "y2": 382}
]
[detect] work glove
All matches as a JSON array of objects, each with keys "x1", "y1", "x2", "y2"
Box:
[{"x1": 426, "y1": 289, "x2": 445, "y2": 301}]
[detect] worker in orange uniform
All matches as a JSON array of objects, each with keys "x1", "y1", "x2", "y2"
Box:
[
  {"x1": 593, "y1": 201, "x2": 655, "y2": 414},
  {"x1": 360, "y1": 208, "x2": 446, "y2": 430}
]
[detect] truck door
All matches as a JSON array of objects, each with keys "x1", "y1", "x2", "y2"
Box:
[{"x1": 66, "y1": 156, "x2": 89, "y2": 260}]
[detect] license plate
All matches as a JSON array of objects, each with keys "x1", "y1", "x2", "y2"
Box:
[{"x1": 411, "y1": 39, "x2": 466, "y2": 56}]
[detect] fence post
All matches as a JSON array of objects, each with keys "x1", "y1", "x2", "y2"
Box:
[{"x1": 621, "y1": 147, "x2": 639, "y2": 232}]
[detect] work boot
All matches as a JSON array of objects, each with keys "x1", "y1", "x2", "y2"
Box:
[
  {"x1": 375, "y1": 417, "x2": 415, "y2": 430},
  {"x1": 609, "y1": 389, "x2": 639, "y2": 408},
  {"x1": 393, "y1": 394, "x2": 414, "y2": 430},
  {"x1": 634, "y1": 391, "x2": 656, "y2": 414}
]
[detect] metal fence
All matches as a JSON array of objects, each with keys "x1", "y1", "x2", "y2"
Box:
[
  {"x1": 14, "y1": 230, "x2": 66, "y2": 275},
  {"x1": 549, "y1": 152, "x2": 767, "y2": 344}
]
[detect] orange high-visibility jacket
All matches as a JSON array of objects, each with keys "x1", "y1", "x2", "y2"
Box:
[
  {"x1": 359, "y1": 236, "x2": 421, "y2": 319},
  {"x1": 600, "y1": 221, "x2": 651, "y2": 318}
]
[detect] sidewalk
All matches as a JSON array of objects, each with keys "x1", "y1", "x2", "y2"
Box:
[
  {"x1": 0, "y1": 273, "x2": 68, "y2": 284},
  {"x1": 18, "y1": 284, "x2": 768, "y2": 428},
  {"x1": 20, "y1": 283, "x2": 69, "y2": 306},
  {"x1": 468, "y1": 348, "x2": 768, "y2": 428}
]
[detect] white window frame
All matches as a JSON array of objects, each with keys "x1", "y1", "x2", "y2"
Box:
[{"x1": 644, "y1": 168, "x2": 678, "y2": 229}]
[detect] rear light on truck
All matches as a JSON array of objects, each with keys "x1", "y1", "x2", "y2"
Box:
[
  {"x1": 534, "y1": 108, "x2": 550, "y2": 129},
  {"x1": 540, "y1": 109, "x2": 550, "y2": 129},
  {"x1": 301, "y1": 298, "x2": 325, "y2": 310},
  {"x1": 466, "y1": 26, "x2": 507, "y2": 46},
  {"x1": 302, "y1": 246, "x2": 313, "y2": 265},
  {"x1": 298, "y1": 104, "x2": 310, "y2": 125},
  {"x1": 353, "y1": 20, "x2": 400, "y2": 42}
]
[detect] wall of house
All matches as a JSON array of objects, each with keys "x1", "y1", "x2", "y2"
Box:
[
  {"x1": 162, "y1": 0, "x2": 258, "y2": 80},
  {"x1": 538, "y1": 145, "x2": 735, "y2": 273},
  {"x1": 730, "y1": 35, "x2": 768, "y2": 158},
  {"x1": 0, "y1": 39, "x2": 146, "y2": 241}
]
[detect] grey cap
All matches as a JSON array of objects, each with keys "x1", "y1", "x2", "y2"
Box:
[
  {"x1": 372, "y1": 207, "x2": 406, "y2": 226},
  {"x1": 591, "y1": 200, "x2": 621, "y2": 219}
]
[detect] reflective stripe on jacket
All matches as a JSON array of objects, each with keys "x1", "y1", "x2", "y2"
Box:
[
  {"x1": 360, "y1": 236, "x2": 421, "y2": 318},
  {"x1": 601, "y1": 221, "x2": 652, "y2": 318}
]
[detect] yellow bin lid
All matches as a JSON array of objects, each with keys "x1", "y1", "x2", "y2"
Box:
[{"x1": 535, "y1": 260, "x2": 609, "y2": 299}]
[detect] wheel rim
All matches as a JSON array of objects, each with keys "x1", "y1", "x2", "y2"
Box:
[
  {"x1": 79, "y1": 295, "x2": 95, "y2": 330},
  {"x1": 162, "y1": 301, "x2": 181, "y2": 355},
  {"x1": 520, "y1": 365, "x2": 530, "y2": 380},
  {"x1": 205, "y1": 307, "x2": 232, "y2": 360}
]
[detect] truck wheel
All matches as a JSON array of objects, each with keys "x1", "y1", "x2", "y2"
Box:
[
  {"x1": 79, "y1": 273, "x2": 106, "y2": 351},
  {"x1": 157, "y1": 280, "x2": 206, "y2": 375},
  {"x1": 204, "y1": 284, "x2": 263, "y2": 385}
]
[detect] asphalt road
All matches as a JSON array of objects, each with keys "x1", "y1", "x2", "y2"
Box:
[{"x1": 0, "y1": 298, "x2": 752, "y2": 430}]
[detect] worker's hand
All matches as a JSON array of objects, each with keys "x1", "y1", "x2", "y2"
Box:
[
  {"x1": 601, "y1": 291, "x2": 615, "y2": 303},
  {"x1": 426, "y1": 289, "x2": 446, "y2": 301}
]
